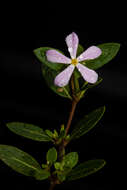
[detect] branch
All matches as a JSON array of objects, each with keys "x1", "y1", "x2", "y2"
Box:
[{"x1": 65, "y1": 99, "x2": 77, "y2": 135}]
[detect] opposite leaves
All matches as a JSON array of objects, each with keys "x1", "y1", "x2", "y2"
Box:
[
  {"x1": 34, "y1": 43, "x2": 120, "y2": 72},
  {"x1": 0, "y1": 145, "x2": 50, "y2": 180},
  {"x1": 71, "y1": 106, "x2": 105, "y2": 140},
  {"x1": 67, "y1": 159, "x2": 106, "y2": 181},
  {"x1": 33, "y1": 44, "x2": 120, "y2": 99},
  {"x1": 6, "y1": 122, "x2": 52, "y2": 142}
]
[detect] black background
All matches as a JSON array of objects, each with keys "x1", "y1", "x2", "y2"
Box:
[{"x1": 0, "y1": 2, "x2": 126, "y2": 190}]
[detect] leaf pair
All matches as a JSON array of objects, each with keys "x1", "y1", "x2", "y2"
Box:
[
  {"x1": 54, "y1": 152, "x2": 79, "y2": 182},
  {"x1": 45, "y1": 148, "x2": 79, "y2": 182},
  {"x1": 0, "y1": 146, "x2": 106, "y2": 182},
  {"x1": 53, "y1": 152, "x2": 106, "y2": 182},
  {"x1": 54, "y1": 152, "x2": 78, "y2": 170},
  {"x1": 34, "y1": 43, "x2": 120, "y2": 99},
  {"x1": 46, "y1": 148, "x2": 78, "y2": 171},
  {"x1": 33, "y1": 43, "x2": 120, "y2": 72},
  {"x1": 5, "y1": 106, "x2": 105, "y2": 142},
  {"x1": 0, "y1": 105, "x2": 106, "y2": 182}
]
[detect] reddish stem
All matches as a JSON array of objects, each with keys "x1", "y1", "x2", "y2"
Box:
[
  {"x1": 65, "y1": 99, "x2": 77, "y2": 135},
  {"x1": 48, "y1": 74, "x2": 79, "y2": 190},
  {"x1": 48, "y1": 182, "x2": 56, "y2": 190}
]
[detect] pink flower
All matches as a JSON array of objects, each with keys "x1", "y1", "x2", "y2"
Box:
[{"x1": 46, "y1": 32, "x2": 102, "y2": 87}]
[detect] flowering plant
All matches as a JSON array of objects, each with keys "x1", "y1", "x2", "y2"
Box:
[{"x1": 0, "y1": 32, "x2": 120, "y2": 190}]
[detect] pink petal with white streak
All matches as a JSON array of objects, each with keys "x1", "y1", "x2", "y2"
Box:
[
  {"x1": 46, "y1": 50, "x2": 71, "y2": 64},
  {"x1": 76, "y1": 63, "x2": 98, "y2": 84},
  {"x1": 77, "y1": 46, "x2": 102, "y2": 62},
  {"x1": 54, "y1": 64, "x2": 75, "y2": 87},
  {"x1": 65, "y1": 32, "x2": 79, "y2": 59}
]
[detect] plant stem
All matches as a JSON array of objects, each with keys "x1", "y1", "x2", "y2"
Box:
[
  {"x1": 48, "y1": 74, "x2": 79, "y2": 190},
  {"x1": 59, "y1": 139, "x2": 65, "y2": 160},
  {"x1": 65, "y1": 74, "x2": 79, "y2": 135},
  {"x1": 63, "y1": 87, "x2": 72, "y2": 100},
  {"x1": 65, "y1": 99, "x2": 77, "y2": 135},
  {"x1": 48, "y1": 182, "x2": 56, "y2": 190}
]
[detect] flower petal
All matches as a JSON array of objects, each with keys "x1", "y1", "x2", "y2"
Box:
[
  {"x1": 65, "y1": 32, "x2": 79, "y2": 59},
  {"x1": 77, "y1": 46, "x2": 102, "y2": 62},
  {"x1": 76, "y1": 63, "x2": 98, "y2": 84},
  {"x1": 46, "y1": 50, "x2": 71, "y2": 64},
  {"x1": 54, "y1": 65, "x2": 75, "y2": 87}
]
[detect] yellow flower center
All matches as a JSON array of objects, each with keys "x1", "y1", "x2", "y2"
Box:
[{"x1": 71, "y1": 58, "x2": 78, "y2": 66}]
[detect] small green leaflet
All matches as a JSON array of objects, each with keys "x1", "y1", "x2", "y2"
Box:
[
  {"x1": 67, "y1": 159, "x2": 106, "y2": 181},
  {"x1": 46, "y1": 147, "x2": 57, "y2": 164},
  {"x1": 84, "y1": 43, "x2": 120, "y2": 70},
  {"x1": 63, "y1": 152, "x2": 78, "y2": 169},
  {"x1": 45, "y1": 130, "x2": 54, "y2": 138},
  {"x1": 54, "y1": 152, "x2": 78, "y2": 171},
  {"x1": 6, "y1": 122, "x2": 52, "y2": 142},
  {"x1": 71, "y1": 106, "x2": 106, "y2": 140},
  {"x1": 0, "y1": 145, "x2": 50, "y2": 180}
]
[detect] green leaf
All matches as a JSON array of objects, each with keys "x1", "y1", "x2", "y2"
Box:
[
  {"x1": 63, "y1": 152, "x2": 78, "y2": 169},
  {"x1": 77, "y1": 44, "x2": 84, "y2": 57},
  {"x1": 83, "y1": 43, "x2": 120, "y2": 70},
  {"x1": 46, "y1": 147, "x2": 57, "y2": 164},
  {"x1": 42, "y1": 164, "x2": 48, "y2": 169},
  {"x1": 6, "y1": 122, "x2": 52, "y2": 142},
  {"x1": 53, "y1": 130, "x2": 59, "y2": 138},
  {"x1": 71, "y1": 106, "x2": 106, "y2": 140},
  {"x1": 41, "y1": 64, "x2": 72, "y2": 99},
  {"x1": 45, "y1": 130, "x2": 54, "y2": 138},
  {"x1": 57, "y1": 173, "x2": 66, "y2": 182},
  {"x1": 0, "y1": 145, "x2": 50, "y2": 180},
  {"x1": 35, "y1": 169, "x2": 50, "y2": 180},
  {"x1": 54, "y1": 162, "x2": 62, "y2": 170},
  {"x1": 59, "y1": 126, "x2": 66, "y2": 139},
  {"x1": 67, "y1": 159, "x2": 106, "y2": 181},
  {"x1": 33, "y1": 47, "x2": 65, "y2": 71}
]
